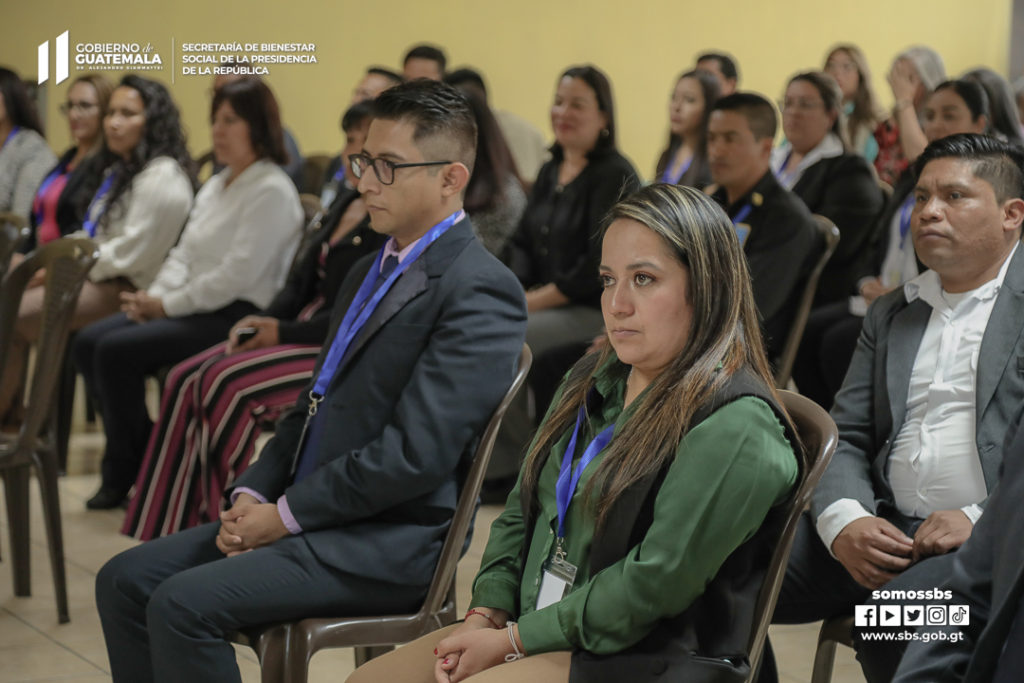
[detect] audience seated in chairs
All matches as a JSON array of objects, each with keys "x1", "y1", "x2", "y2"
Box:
[
  {"x1": 347, "y1": 183, "x2": 800, "y2": 683},
  {"x1": 654, "y1": 69, "x2": 720, "y2": 188},
  {"x1": 123, "y1": 121, "x2": 384, "y2": 540},
  {"x1": 22, "y1": 74, "x2": 113, "y2": 253},
  {"x1": 319, "y1": 101, "x2": 374, "y2": 209},
  {"x1": 0, "y1": 74, "x2": 196, "y2": 428},
  {"x1": 873, "y1": 45, "x2": 946, "y2": 185},
  {"x1": 490, "y1": 64, "x2": 640, "y2": 489},
  {"x1": 0, "y1": 67, "x2": 57, "y2": 219},
  {"x1": 772, "y1": 71, "x2": 885, "y2": 305},
  {"x1": 824, "y1": 44, "x2": 884, "y2": 162},
  {"x1": 792, "y1": 79, "x2": 993, "y2": 409},
  {"x1": 75, "y1": 76, "x2": 303, "y2": 510},
  {"x1": 94, "y1": 80, "x2": 527, "y2": 683}
]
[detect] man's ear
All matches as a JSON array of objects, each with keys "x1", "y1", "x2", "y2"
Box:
[
  {"x1": 1002, "y1": 196, "x2": 1024, "y2": 233},
  {"x1": 440, "y1": 162, "x2": 471, "y2": 198}
]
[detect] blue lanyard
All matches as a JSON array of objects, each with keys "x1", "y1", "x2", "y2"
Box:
[
  {"x1": 32, "y1": 164, "x2": 68, "y2": 226},
  {"x1": 332, "y1": 165, "x2": 345, "y2": 183},
  {"x1": 660, "y1": 155, "x2": 693, "y2": 185},
  {"x1": 555, "y1": 403, "x2": 616, "y2": 539},
  {"x1": 309, "y1": 210, "x2": 462, "y2": 399},
  {"x1": 898, "y1": 194, "x2": 914, "y2": 241},
  {"x1": 732, "y1": 203, "x2": 753, "y2": 226},
  {"x1": 775, "y1": 150, "x2": 798, "y2": 187},
  {"x1": 2, "y1": 126, "x2": 20, "y2": 149},
  {"x1": 82, "y1": 171, "x2": 118, "y2": 237}
]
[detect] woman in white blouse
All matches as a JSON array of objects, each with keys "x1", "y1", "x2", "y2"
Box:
[
  {"x1": 75, "y1": 77, "x2": 303, "y2": 509},
  {"x1": 0, "y1": 74, "x2": 194, "y2": 425}
]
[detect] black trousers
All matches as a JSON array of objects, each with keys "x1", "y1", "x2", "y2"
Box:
[
  {"x1": 759, "y1": 512, "x2": 959, "y2": 683},
  {"x1": 96, "y1": 522, "x2": 428, "y2": 683},
  {"x1": 74, "y1": 302, "x2": 256, "y2": 493}
]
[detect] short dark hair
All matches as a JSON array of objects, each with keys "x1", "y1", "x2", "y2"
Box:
[
  {"x1": 560, "y1": 64, "x2": 618, "y2": 154},
  {"x1": 211, "y1": 77, "x2": 288, "y2": 165},
  {"x1": 914, "y1": 133, "x2": 1024, "y2": 203},
  {"x1": 697, "y1": 52, "x2": 739, "y2": 82},
  {"x1": 403, "y1": 45, "x2": 447, "y2": 73},
  {"x1": 370, "y1": 79, "x2": 477, "y2": 172},
  {"x1": 0, "y1": 66, "x2": 44, "y2": 135},
  {"x1": 340, "y1": 100, "x2": 373, "y2": 133},
  {"x1": 444, "y1": 67, "x2": 488, "y2": 100},
  {"x1": 711, "y1": 92, "x2": 778, "y2": 140},
  {"x1": 366, "y1": 66, "x2": 403, "y2": 87}
]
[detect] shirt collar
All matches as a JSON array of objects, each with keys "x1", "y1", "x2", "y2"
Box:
[
  {"x1": 904, "y1": 241, "x2": 1019, "y2": 308},
  {"x1": 771, "y1": 132, "x2": 844, "y2": 188},
  {"x1": 380, "y1": 209, "x2": 465, "y2": 272}
]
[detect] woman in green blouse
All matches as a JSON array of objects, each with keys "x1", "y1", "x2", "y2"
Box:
[{"x1": 347, "y1": 184, "x2": 800, "y2": 683}]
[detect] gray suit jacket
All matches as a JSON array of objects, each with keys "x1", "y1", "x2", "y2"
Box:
[
  {"x1": 811, "y1": 243, "x2": 1024, "y2": 523},
  {"x1": 893, "y1": 414, "x2": 1024, "y2": 682},
  {"x1": 231, "y1": 217, "x2": 527, "y2": 585}
]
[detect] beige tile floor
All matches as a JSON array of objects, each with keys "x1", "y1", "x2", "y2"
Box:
[{"x1": 0, "y1": 421, "x2": 864, "y2": 682}]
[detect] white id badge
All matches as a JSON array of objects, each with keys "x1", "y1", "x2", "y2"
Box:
[{"x1": 536, "y1": 554, "x2": 577, "y2": 609}]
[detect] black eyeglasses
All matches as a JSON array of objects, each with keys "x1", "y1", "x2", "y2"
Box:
[
  {"x1": 59, "y1": 101, "x2": 99, "y2": 116},
  {"x1": 348, "y1": 152, "x2": 452, "y2": 186}
]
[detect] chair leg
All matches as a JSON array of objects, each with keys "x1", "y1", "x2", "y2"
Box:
[
  {"x1": 252, "y1": 624, "x2": 291, "y2": 683},
  {"x1": 33, "y1": 450, "x2": 69, "y2": 623},
  {"x1": 810, "y1": 635, "x2": 838, "y2": 683},
  {"x1": 55, "y1": 343, "x2": 77, "y2": 474},
  {"x1": 3, "y1": 465, "x2": 32, "y2": 596}
]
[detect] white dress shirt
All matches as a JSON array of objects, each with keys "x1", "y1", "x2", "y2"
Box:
[
  {"x1": 149, "y1": 159, "x2": 302, "y2": 317},
  {"x1": 816, "y1": 243, "x2": 1018, "y2": 552}
]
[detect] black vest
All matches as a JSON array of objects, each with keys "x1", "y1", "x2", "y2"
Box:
[{"x1": 522, "y1": 367, "x2": 802, "y2": 683}]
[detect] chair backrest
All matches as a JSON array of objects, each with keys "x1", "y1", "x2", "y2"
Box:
[
  {"x1": 418, "y1": 344, "x2": 532, "y2": 621},
  {"x1": 0, "y1": 237, "x2": 99, "y2": 449},
  {"x1": 745, "y1": 390, "x2": 838, "y2": 678},
  {"x1": 0, "y1": 212, "x2": 31, "y2": 282},
  {"x1": 773, "y1": 215, "x2": 841, "y2": 388}
]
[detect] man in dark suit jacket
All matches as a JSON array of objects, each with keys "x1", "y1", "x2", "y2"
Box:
[
  {"x1": 705, "y1": 92, "x2": 819, "y2": 360},
  {"x1": 893, "y1": 412, "x2": 1024, "y2": 682},
  {"x1": 95, "y1": 81, "x2": 528, "y2": 683},
  {"x1": 763, "y1": 134, "x2": 1024, "y2": 683}
]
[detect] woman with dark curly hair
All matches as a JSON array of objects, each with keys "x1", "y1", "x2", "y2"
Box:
[
  {"x1": 0, "y1": 66, "x2": 57, "y2": 218},
  {"x1": 75, "y1": 77, "x2": 303, "y2": 509},
  {"x1": 0, "y1": 73, "x2": 195, "y2": 426}
]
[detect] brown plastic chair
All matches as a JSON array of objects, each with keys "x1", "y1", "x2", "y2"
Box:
[
  {"x1": 0, "y1": 237, "x2": 99, "y2": 623},
  {"x1": 773, "y1": 215, "x2": 841, "y2": 389},
  {"x1": 0, "y1": 212, "x2": 31, "y2": 282},
  {"x1": 298, "y1": 193, "x2": 323, "y2": 228},
  {"x1": 746, "y1": 390, "x2": 839, "y2": 681},
  {"x1": 236, "y1": 344, "x2": 533, "y2": 682}
]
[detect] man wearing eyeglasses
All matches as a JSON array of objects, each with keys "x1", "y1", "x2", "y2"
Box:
[{"x1": 95, "y1": 80, "x2": 528, "y2": 683}]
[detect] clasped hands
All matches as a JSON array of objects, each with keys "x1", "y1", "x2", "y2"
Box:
[
  {"x1": 832, "y1": 510, "x2": 973, "y2": 589},
  {"x1": 434, "y1": 609, "x2": 520, "y2": 682},
  {"x1": 215, "y1": 492, "x2": 289, "y2": 557},
  {"x1": 121, "y1": 290, "x2": 166, "y2": 323}
]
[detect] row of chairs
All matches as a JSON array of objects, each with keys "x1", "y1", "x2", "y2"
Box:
[{"x1": 0, "y1": 212, "x2": 100, "y2": 624}]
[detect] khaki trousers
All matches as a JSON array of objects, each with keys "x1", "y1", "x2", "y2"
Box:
[{"x1": 345, "y1": 624, "x2": 571, "y2": 683}]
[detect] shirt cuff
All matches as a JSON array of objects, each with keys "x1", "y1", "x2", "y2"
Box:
[
  {"x1": 516, "y1": 605, "x2": 572, "y2": 654},
  {"x1": 960, "y1": 504, "x2": 983, "y2": 525},
  {"x1": 816, "y1": 499, "x2": 874, "y2": 558},
  {"x1": 231, "y1": 487, "x2": 268, "y2": 505},
  {"x1": 276, "y1": 494, "x2": 303, "y2": 534}
]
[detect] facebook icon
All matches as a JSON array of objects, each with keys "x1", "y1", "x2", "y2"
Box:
[{"x1": 855, "y1": 605, "x2": 878, "y2": 627}]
